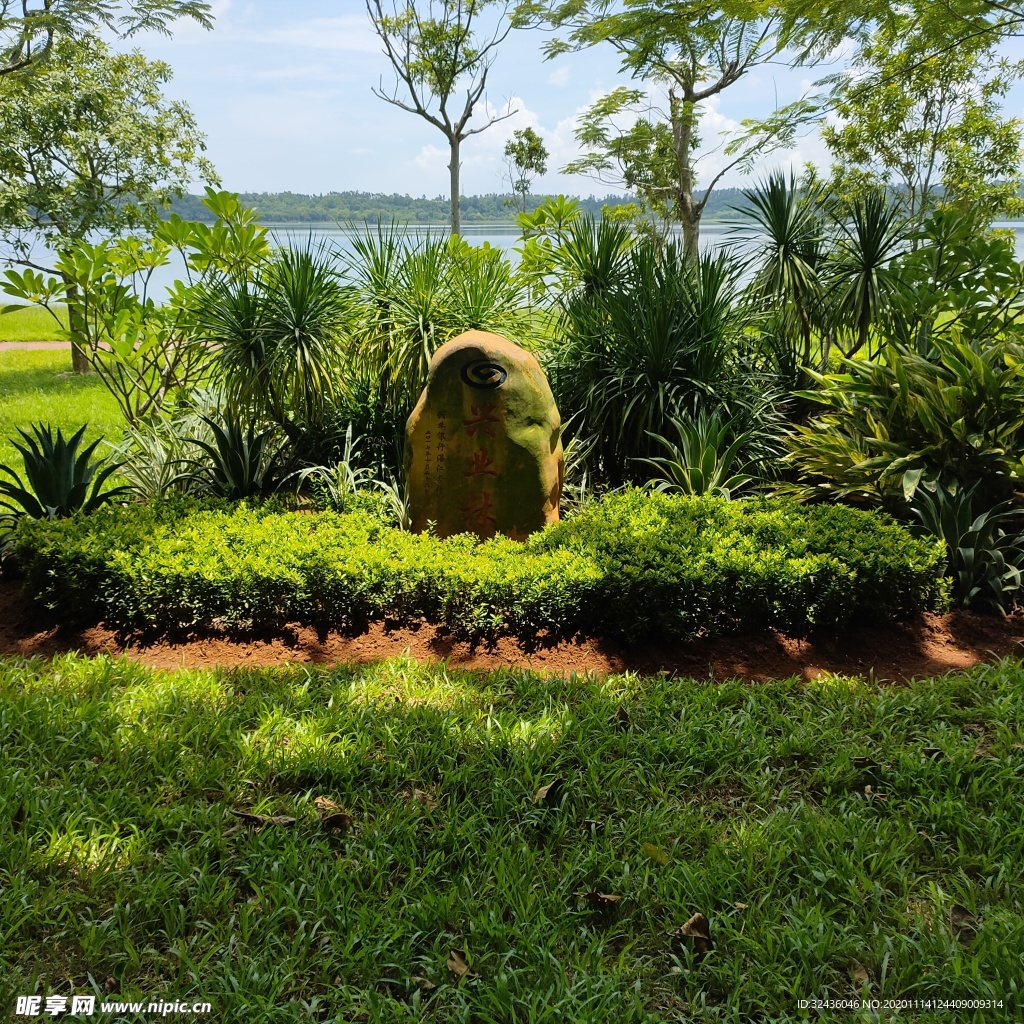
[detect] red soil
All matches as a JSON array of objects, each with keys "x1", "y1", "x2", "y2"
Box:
[{"x1": 1, "y1": 576, "x2": 1022, "y2": 682}]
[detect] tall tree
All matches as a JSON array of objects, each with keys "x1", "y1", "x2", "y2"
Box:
[
  {"x1": 0, "y1": 0, "x2": 212, "y2": 76},
  {"x1": 821, "y1": 13, "x2": 1024, "y2": 225},
  {"x1": 0, "y1": 33, "x2": 216, "y2": 370},
  {"x1": 367, "y1": 0, "x2": 517, "y2": 235},
  {"x1": 546, "y1": 0, "x2": 813, "y2": 257},
  {"x1": 504, "y1": 126, "x2": 548, "y2": 213}
]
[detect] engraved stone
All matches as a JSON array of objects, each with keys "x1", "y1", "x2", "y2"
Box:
[{"x1": 405, "y1": 330, "x2": 564, "y2": 540}]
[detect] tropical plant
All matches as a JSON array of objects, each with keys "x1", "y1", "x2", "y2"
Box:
[
  {"x1": 734, "y1": 171, "x2": 825, "y2": 386},
  {"x1": 197, "y1": 236, "x2": 354, "y2": 436},
  {"x1": 825, "y1": 189, "x2": 906, "y2": 358},
  {"x1": 640, "y1": 413, "x2": 758, "y2": 498},
  {"x1": 912, "y1": 484, "x2": 1023, "y2": 614},
  {"x1": 2, "y1": 191, "x2": 270, "y2": 425},
  {"x1": 346, "y1": 226, "x2": 532, "y2": 419},
  {"x1": 175, "y1": 413, "x2": 287, "y2": 500},
  {"x1": 0, "y1": 424, "x2": 130, "y2": 522},
  {"x1": 784, "y1": 335, "x2": 1024, "y2": 513},
  {"x1": 547, "y1": 230, "x2": 764, "y2": 486}
]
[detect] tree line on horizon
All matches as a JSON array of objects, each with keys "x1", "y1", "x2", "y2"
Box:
[{"x1": 164, "y1": 190, "x2": 660, "y2": 225}]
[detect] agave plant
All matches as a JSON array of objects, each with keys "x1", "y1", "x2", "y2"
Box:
[
  {"x1": 912, "y1": 483, "x2": 1023, "y2": 614},
  {"x1": 0, "y1": 424, "x2": 130, "y2": 521},
  {"x1": 175, "y1": 412, "x2": 287, "y2": 500},
  {"x1": 640, "y1": 414, "x2": 758, "y2": 499}
]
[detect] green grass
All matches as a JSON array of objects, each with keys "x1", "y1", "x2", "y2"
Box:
[
  {"x1": 0, "y1": 349, "x2": 123, "y2": 469},
  {"x1": 0, "y1": 303, "x2": 68, "y2": 342},
  {"x1": 1, "y1": 654, "x2": 1022, "y2": 1022}
]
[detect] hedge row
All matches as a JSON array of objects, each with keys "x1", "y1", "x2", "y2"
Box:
[{"x1": 8, "y1": 491, "x2": 949, "y2": 642}]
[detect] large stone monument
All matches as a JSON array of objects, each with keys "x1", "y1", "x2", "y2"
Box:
[{"x1": 405, "y1": 331, "x2": 563, "y2": 540}]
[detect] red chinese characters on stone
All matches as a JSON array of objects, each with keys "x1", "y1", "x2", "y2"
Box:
[
  {"x1": 463, "y1": 447, "x2": 497, "y2": 477},
  {"x1": 459, "y1": 490, "x2": 496, "y2": 529},
  {"x1": 463, "y1": 401, "x2": 500, "y2": 439}
]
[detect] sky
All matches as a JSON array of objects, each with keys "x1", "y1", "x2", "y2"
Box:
[{"x1": 129, "y1": 0, "x2": 1024, "y2": 200}]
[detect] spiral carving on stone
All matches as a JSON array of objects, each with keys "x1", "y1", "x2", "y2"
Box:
[{"x1": 460, "y1": 359, "x2": 508, "y2": 390}]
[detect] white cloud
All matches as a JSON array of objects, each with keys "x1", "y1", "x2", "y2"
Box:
[
  {"x1": 242, "y1": 15, "x2": 380, "y2": 54},
  {"x1": 546, "y1": 65, "x2": 570, "y2": 87}
]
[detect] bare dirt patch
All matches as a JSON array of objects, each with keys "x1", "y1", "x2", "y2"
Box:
[{"x1": 2, "y1": 576, "x2": 1022, "y2": 681}]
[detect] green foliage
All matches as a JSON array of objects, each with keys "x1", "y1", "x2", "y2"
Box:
[
  {"x1": 2, "y1": 190, "x2": 269, "y2": 423},
  {"x1": 197, "y1": 237, "x2": 354, "y2": 433},
  {"x1": 9, "y1": 491, "x2": 946, "y2": 640},
  {"x1": 821, "y1": 10, "x2": 1024, "y2": 224},
  {"x1": 785, "y1": 335, "x2": 1024, "y2": 513},
  {"x1": 913, "y1": 484, "x2": 1024, "y2": 615},
  {"x1": 547, "y1": 225, "x2": 773, "y2": 486},
  {"x1": 640, "y1": 413, "x2": 757, "y2": 498},
  {"x1": 175, "y1": 412, "x2": 288, "y2": 501},
  {"x1": 345, "y1": 225, "x2": 532, "y2": 422},
  {"x1": 504, "y1": 126, "x2": 549, "y2": 214},
  {"x1": 0, "y1": 1, "x2": 213, "y2": 77},
  {"x1": 0, "y1": 33, "x2": 216, "y2": 256},
  {"x1": 0, "y1": 422, "x2": 128, "y2": 523}
]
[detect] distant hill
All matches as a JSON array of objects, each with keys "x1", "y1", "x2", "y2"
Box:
[{"x1": 166, "y1": 189, "x2": 756, "y2": 225}]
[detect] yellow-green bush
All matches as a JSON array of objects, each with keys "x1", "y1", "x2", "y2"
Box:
[{"x1": 8, "y1": 491, "x2": 947, "y2": 641}]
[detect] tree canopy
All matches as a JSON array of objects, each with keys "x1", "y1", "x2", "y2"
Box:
[{"x1": 0, "y1": 0, "x2": 212, "y2": 77}]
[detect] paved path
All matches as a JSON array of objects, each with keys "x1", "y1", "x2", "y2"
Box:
[{"x1": 0, "y1": 340, "x2": 69, "y2": 351}]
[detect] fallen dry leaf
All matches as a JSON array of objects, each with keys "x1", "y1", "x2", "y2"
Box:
[
  {"x1": 673, "y1": 912, "x2": 713, "y2": 962},
  {"x1": 446, "y1": 949, "x2": 477, "y2": 980},
  {"x1": 532, "y1": 778, "x2": 565, "y2": 806},
  {"x1": 950, "y1": 903, "x2": 979, "y2": 941},
  {"x1": 734, "y1": 902, "x2": 748, "y2": 910},
  {"x1": 575, "y1": 891, "x2": 622, "y2": 907},
  {"x1": 411, "y1": 975, "x2": 437, "y2": 993},
  {"x1": 864, "y1": 785, "x2": 887, "y2": 802},
  {"x1": 230, "y1": 810, "x2": 296, "y2": 828},
  {"x1": 850, "y1": 961, "x2": 870, "y2": 989},
  {"x1": 412, "y1": 789, "x2": 438, "y2": 811},
  {"x1": 314, "y1": 796, "x2": 343, "y2": 815}
]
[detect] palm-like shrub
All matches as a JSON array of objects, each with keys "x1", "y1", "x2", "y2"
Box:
[
  {"x1": 345, "y1": 226, "x2": 533, "y2": 420},
  {"x1": 0, "y1": 424, "x2": 130, "y2": 522},
  {"x1": 735, "y1": 172, "x2": 826, "y2": 387},
  {"x1": 196, "y1": 238, "x2": 355, "y2": 436},
  {"x1": 547, "y1": 231, "x2": 764, "y2": 486}
]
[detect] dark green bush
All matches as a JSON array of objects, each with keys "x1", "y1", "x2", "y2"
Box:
[{"x1": 8, "y1": 491, "x2": 947, "y2": 641}]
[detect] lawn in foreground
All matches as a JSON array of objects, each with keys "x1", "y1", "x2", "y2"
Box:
[
  {"x1": 0, "y1": 349, "x2": 123, "y2": 469},
  {"x1": 1, "y1": 655, "x2": 1022, "y2": 1022}
]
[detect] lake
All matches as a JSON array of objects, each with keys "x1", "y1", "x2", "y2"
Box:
[{"x1": 5, "y1": 221, "x2": 1024, "y2": 304}]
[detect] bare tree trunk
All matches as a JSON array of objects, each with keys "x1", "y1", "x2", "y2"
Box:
[
  {"x1": 449, "y1": 135, "x2": 461, "y2": 236},
  {"x1": 671, "y1": 90, "x2": 701, "y2": 260},
  {"x1": 681, "y1": 207, "x2": 700, "y2": 260},
  {"x1": 60, "y1": 273, "x2": 90, "y2": 375}
]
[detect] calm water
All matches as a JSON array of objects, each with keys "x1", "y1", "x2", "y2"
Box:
[{"x1": 5, "y1": 221, "x2": 1024, "y2": 304}]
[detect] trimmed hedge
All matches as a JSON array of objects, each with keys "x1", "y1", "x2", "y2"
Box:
[{"x1": 7, "y1": 490, "x2": 948, "y2": 642}]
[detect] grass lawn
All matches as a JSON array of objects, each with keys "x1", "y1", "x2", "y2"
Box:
[
  {"x1": 1, "y1": 654, "x2": 1021, "y2": 1021},
  {"x1": 0, "y1": 303, "x2": 68, "y2": 342},
  {"x1": 0, "y1": 349, "x2": 123, "y2": 469}
]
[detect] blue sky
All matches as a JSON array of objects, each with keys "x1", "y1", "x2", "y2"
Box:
[{"x1": 131, "y1": 1, "x2": 1024, "y2": 199}]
